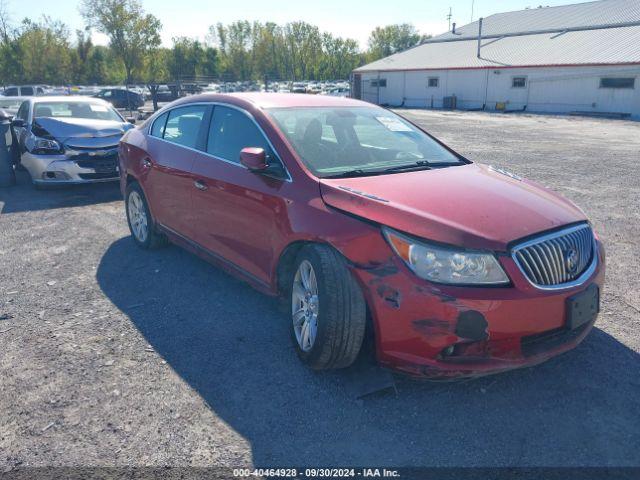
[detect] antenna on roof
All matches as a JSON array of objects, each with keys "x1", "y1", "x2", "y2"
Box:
[{"x1": 447, "y1": 7, "x2": 453, "y2": 31}]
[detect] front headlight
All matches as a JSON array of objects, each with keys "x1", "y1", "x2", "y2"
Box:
[
  {"x1": 383, "y1": 227, "x2": 509, "y2": 286},
  {"x1": 32, "y1": 137, "x2": 63, "y2": 155}
]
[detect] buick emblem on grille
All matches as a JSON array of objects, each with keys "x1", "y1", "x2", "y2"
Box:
[{"x1": 565, "y1": 247, "x2": 579, "y2": 274}]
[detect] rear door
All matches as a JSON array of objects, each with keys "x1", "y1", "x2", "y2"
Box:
[
  {"x1": 189, "y1": 104, "x2": 290, "y2": 284},
  {"x1": 142, "y1": 104, "x2": 210, "y2": 239}
]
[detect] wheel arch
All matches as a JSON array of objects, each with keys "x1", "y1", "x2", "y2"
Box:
[{"x1": 274, "y1": 239, "x2": 378, "y2": 354}]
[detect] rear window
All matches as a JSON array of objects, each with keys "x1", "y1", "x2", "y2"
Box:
[
  {"x1": 163, "y1": 105, "x2": 207, "y2": 149},
  {"x1": 150, "y1": 112, "x2": 168, "y2": 138}
]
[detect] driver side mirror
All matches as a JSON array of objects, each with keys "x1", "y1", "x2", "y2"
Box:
[
  {"x1": 240, "y1": 147, "x2": 268, "y2": 172},
  {"x1": 11, "y1": 118, "x2": 24, "y2": 128}
]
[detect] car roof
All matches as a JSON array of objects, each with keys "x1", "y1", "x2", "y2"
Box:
[{"x1": 178, "y1": 92, "x2": 367, "y2": 110}]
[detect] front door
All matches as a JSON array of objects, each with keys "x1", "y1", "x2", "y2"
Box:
[{"x1": 190, "y1": 105, "x2": 290, "y2": 285}]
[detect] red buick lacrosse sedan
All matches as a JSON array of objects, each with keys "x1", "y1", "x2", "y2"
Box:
[{"x1": 118, "y1": 93, "x2": 604, "y2": 379}]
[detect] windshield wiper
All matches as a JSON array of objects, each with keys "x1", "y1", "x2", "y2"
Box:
[
  {"x1": 324, "y1": 169, "x2": 380, "y2": 178},
  {"x1": 379, "y1": 161, "x2": 432, "y2": 173},
  {"x1": 324, "y1": 161, "x2": 434, "y2": 179}
]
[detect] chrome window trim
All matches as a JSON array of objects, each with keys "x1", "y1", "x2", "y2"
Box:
[
  {"x1": 510, "y1": 223, "x2": 598, "y2": 291},
  {"x1": 146, "y1": 101, "x2": 292, "y2": 182}
]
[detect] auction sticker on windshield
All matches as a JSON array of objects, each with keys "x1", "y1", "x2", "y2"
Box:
[{"x1": 376, "y1": 116, "x2": 412, "y2": 132}]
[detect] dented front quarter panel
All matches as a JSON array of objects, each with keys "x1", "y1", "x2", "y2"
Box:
[{"x1": 342, "y1": 234, "x2": 605, "y2": 379}]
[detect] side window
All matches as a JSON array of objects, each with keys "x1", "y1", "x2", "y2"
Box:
[
  {"x1": 600, "y1": 78, "x2": 635, "y2": 89},
  {"x1": 16, "y1": 102, "x2": 29, "y2": 122},
  {"x1": 21, "y1": 86, "x2": 34, "y2": 96},
  {"x1": 5, "y1": 87, "x2": 18, "y2": 96},
  {"x1": 512, "y1": 77, "x2": 527, "y2": 88},
  {"x1": 150, "y1": 112, "x2": 168, "y2": 138},
  {"x1": 164, "y1": 105, "x2": 207, "y2": 149},
  {"x1": 37, "y1": 87, "x2": 44, "y2": 95},
  {"x1": 207, "y1": 106, "x2": 270, "y2": 164}
]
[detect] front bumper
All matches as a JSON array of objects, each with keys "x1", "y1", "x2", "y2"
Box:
[
  {"x1": 351, "y1": 240, "x2": 606, "y2": 379},
  {"x1": 21, "y1": 152, "x2": 120, "y2": 185}
]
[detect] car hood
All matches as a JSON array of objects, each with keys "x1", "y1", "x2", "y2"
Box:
[
  {"x1": 35, "y1": 117, "x2": 129, "y2": 142},
  {"x1": 319, "y1": 163, "x2": 587, "y2": 251}
]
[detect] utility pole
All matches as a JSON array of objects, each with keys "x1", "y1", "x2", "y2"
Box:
[
  {"x1": 477, "y1": 17, "x2": 483, "y2": 58},
  {"x1": 447, "y1": 7, "x2": 452, "y2": 31},
  {"x1": 471, "y1": 0, "x2": 475, "y2": 22}
]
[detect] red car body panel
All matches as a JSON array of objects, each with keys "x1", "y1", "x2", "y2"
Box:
[
  {"x1": 319, "y1": 163, "x2": 587, "y2": 251},
  {"x1": 119, "y1": 93, "x2": 605, "y2": 379}
]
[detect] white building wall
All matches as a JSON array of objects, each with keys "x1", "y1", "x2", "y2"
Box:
[{"x1": 357, "y1": 65, "x2": 640, "y2": 118}]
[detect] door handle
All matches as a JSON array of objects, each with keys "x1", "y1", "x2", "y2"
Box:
[
  {"x1": 194, "y1": 180, "x2": 208, "y2": 191},
  {"x1": 142, "y1": 158, "x2": 152, "y2": 168}
]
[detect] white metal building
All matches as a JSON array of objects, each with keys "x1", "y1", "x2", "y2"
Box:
[{"x1": 352, "y1": 0, "x2": 640, "y2": 118}]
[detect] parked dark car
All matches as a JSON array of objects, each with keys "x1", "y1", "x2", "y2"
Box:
[
  {"x1": 154, "y1": 85, "x2": 179, "y2": 103},
  {"x1": 95, "y1": 88, "x2": 144, "y2": 109},
  {"x1": 118, "y1": 93, "x2": 605, "y2": 379}
]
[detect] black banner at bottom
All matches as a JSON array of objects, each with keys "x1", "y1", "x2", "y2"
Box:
[{"x1": 1, "y1": 467, "x2": 639, "y2": 480}]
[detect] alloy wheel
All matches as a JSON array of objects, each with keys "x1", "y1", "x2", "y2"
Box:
[
  {"x1": 128, "y1": 190, "x2": 148, "y2": 243},
  {"x1": 292, "y1": 260, "x2": 319, "y2": 352}
]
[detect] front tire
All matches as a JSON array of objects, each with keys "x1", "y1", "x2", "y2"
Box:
[
  {"x1": 0, "y1": 145, "x2": 16, "y2": 187},
  {"x1": 125, "y1": 182, "x2": 167, "y2": 249},
  {"x1": 290, "y1": 244, "x2": 366, "y2": 370}
]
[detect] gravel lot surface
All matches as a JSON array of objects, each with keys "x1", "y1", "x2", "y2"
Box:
[{"x1": 1, "y1": 110, "x2": 638, "y2": 471}]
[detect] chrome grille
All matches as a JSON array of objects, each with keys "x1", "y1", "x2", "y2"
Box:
[{"x1": 512, "y1": 224, "x2": 595, "y2": 288}]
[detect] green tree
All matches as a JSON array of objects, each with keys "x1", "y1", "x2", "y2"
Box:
[
  {"x1": 168, "y1": 37, "x2": 203, "y2": 80},
  {"x1": 80, "y1": 0, "x2": 162, "y2": 84},
  {"x1": 201, "y1": 46, "x2": 218, "y2": 78},
  {"x1": 17, "y1": 17, "x2": 73, "y2": 84},
  {"x1": 367, "y1": 23, "x2": 422, "y2": 62}
]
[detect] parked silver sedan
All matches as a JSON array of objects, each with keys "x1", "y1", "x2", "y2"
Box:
[{"x1": 11, "y1": 97, "x2": 134, "y2": 186}]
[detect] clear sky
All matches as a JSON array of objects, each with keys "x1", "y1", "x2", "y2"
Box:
[{"x1": 8, "y1": 0, "x2": 594, "y2": 48}]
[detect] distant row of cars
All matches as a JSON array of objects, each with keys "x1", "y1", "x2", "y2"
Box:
[{"x1": 2, "y1": 85, "x2": 146, "y2": 110}]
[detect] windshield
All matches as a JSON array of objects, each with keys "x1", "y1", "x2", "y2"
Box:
[
  {"x1": 267, "y1": 107, "x2": 463, "y2": 177},
  {"x1": 33, "y1": 101, "x2": 123, "y2": 122}
]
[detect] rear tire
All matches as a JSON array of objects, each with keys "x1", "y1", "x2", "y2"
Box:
[
  {"x1": 125, "y1": 181, "x2": 167, "y2": 249},
  {"x1": 290, "y1": 244, "x2": 366, "y2": 370}
]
